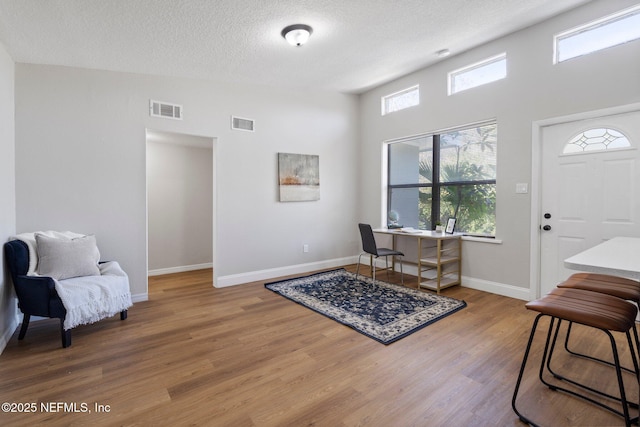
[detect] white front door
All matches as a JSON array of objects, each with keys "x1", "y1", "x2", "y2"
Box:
[{"x1": 539, "y1": 110, "x2": 640, "y2": 296}]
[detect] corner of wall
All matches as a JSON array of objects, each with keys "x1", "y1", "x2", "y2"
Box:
[
  {"x1": 0, "y1": 308, "x2": 19, "y2": 352},
  {"x1": 0, "y1": 39, "x2": 16, "y2": 355}
]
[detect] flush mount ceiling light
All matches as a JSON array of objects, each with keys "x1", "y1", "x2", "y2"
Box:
[
  {"x1": 436, "y1": 49, "x2": 451, "y2": 58},
  {"x1": 281, "y1": 24, "x2": 313, "y2": 47}
]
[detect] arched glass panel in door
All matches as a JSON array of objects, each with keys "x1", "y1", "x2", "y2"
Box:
[{"x1": 563, "y1": 128, "x2": 631, "y2": 154}]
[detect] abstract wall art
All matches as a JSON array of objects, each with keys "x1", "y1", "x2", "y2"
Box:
[{"x1": 278, "y1": 153, "x2": 320, "y2": 202}]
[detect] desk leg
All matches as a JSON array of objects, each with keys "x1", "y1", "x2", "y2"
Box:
[
  {"x1": 392, "y1": 235, "x2": 397, "y2": 271},
  {"x1": 417, "y1": 236, "x2": 422, "y2": 290},
  {"x1": 436, "y1": 239, "x2": 442, "y2": 294}
]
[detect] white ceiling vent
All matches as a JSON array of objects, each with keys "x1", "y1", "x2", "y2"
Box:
[
  {"x1": 231, "y1": 116, "x2": 255, "y2": 132},
  {"x1": 150, "y1": 100, "x2": 183, "y2": 120}
]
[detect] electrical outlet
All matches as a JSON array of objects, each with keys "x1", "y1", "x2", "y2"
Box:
[{"x1": 303, "y1": 244, "x2": 309, "y2": 253}]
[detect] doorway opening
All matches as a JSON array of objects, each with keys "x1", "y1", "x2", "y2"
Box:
[{"x1": 145, "y1": 129, "x2": 216, "y2": 289}]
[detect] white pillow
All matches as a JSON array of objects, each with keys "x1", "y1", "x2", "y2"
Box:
[
  {"x1": 12, "y1": 230, "x2": 85, "y2": 275},
  {"x1": 36, "y1": 234, "x2": 101, "y2": 280}
]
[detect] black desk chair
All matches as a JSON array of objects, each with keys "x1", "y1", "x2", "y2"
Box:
[{"x1": 356, "y1": 223, "x2": 403, "y2": 285}]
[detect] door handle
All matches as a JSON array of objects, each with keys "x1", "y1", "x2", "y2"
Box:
[{"x1": 542, "y1": 225, "x2": 551, "y2": 231}]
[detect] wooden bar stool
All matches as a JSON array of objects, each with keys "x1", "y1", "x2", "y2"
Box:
[
  {"x1": 512, "y1": 287, "x2": 639, "y2": 427},
  {"x1": 558, "y1": 273, "x2": 640, "y2": 370}
]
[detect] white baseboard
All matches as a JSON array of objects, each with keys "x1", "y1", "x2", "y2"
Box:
[
  {"x1": 370, "y1": 257, "x2": 532, "y2": 301},
  {"x1": 461, "y1": 276, "x2": 530, "y2": 301},
  {"x1": 131, "y1": 293, "x2": 148, "y2": 303},
  {"x1": 215, "y1": 256, "x2": 358, "y2": 288},
  {"x1": 148, "y1": 262, "x2": 213, "y2": 277},
  {"x1": 0, "y1": 313, "x2": 19, "y2": 355},
  {"x1": 343, "y1": 257, "x2": 531, "y2": 301},
  {"x1": 216, "y1": 256, "x2": 530, "y2": 300}
]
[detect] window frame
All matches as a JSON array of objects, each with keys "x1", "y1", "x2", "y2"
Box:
[{"x1": 386, "y1": 120, "x2": 497, "y2": 235}]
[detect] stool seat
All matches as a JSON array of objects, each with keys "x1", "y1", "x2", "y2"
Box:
[
  {"x1": 526, "y1": 288, "x2": 637, "y2": 332},
  {"x1": 558, "y1": 273, "x2": 640, "y2": 303}
]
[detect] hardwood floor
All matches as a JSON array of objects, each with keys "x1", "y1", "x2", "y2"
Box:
[{"x1": 0, "y1": 266, "x2": 637, "y2": 426}]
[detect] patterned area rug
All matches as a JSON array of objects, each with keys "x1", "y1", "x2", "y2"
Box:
[{"x1": 265, "y1": 268, "x2": 467, "y2": 345}]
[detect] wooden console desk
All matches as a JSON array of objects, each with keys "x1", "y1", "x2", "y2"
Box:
[{"x1": 373, "y1": 228, "x2": 462, "y2": 294}]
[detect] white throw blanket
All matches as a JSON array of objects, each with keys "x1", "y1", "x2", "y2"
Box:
[{"x1": 55, "y1": 261, "x2": 133, "y2": 330}]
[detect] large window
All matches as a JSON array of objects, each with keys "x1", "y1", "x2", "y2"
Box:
[{"x1": 387, "y1": 122, "x2": 497, "y2": 235}]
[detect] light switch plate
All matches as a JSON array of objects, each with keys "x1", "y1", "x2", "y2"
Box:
[{"x1": 516, "y1": 183, "x2": 528, "y2": 194}]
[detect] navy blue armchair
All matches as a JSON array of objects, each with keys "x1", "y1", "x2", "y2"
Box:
[{"x1": 3, "y1": 240, "x2": 128, "y2": 348}]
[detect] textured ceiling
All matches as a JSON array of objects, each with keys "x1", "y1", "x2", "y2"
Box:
[{"x1": 0, "y1": 0, "x2": 592, "y2": 94}]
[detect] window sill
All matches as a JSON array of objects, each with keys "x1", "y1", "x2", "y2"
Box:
[{"x1": 461, "y1": 235, "x2": 503, "y2": 244}]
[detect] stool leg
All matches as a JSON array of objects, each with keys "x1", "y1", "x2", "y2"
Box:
[
  {"x1": 633, "y1": 323, "x2": 640, "y2": 369},
  {"x1": 512, "y1": 313, "x2": 548, "y2": 426},
  {"x1": 515, "y1": 315, "x2": 637, "y2": 426},
  {"x1": 563, "y1": 321, "x2": 637, "y2": 374},
  {"x1": 543, "y1": 323, "x2": 636, "y2": 425},
  {"x1": 626, "y1": 326, "x2": 640, "y2": 378},
  {"x1": 625, "y1": 329, "x2": 640, "y2": 425},
  {"x1": 547, "y1": 321, "x2": 640, "y2": 411},
  {"x1": 610, "y1": 331, "x2": 632, "y2": 427},
  {"x1": 544, "y1": 318, "x2": 564, "y2": 383}
]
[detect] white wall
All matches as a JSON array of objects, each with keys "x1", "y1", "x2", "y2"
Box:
[
  {"x1": 147, "y1": 135, "x2": 213, "y2": 273},
  {"x1": 0, "y1": 41, "x2": 17, "y2": 351},
  {"x1": 359, "y1": 0, "x2": 640, "y2": 296},
  {"x1": 15, "y1": 65, "x2": 360, "y2": 298}
]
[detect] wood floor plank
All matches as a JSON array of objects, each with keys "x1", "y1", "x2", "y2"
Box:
[{"x1": 0, "y1": 265, "x2": 637, "y2": 426}]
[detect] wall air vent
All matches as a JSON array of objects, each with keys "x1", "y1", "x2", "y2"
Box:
[
  {"x1": 231, "y1": 116, "x2": 255, "y2": 132},
  {"x1": 150, "y1": 100, "x2": 183, "y2": 120}
]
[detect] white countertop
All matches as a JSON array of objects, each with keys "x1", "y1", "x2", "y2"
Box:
[{"x1": 564, "y1": 237, "x2": 640, "y2": 279}]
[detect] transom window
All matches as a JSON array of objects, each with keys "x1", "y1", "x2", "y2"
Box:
[
  {"x1": 381, "y1": 85, "x2": 419, "y2": 116},
  {"x1": 387, "y1": 121, "x2": 497, "y2": 235},
  {"x1": 448, "y1": 53, "x2": 507, "y2": 95},
  {"x1": 554, "y1": 4, "x2": 640, "y2": 63},
  {"x1": 563, "y1": 128, "x2": 632, "y2": 154}
]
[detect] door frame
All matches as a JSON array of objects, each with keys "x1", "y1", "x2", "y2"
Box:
[
  {"x1": 144, "y1": 129, "x2": 218, "y2": 293},
  {"x1": 529, "y1": 102, "x2": 640, "y2": 300}
]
